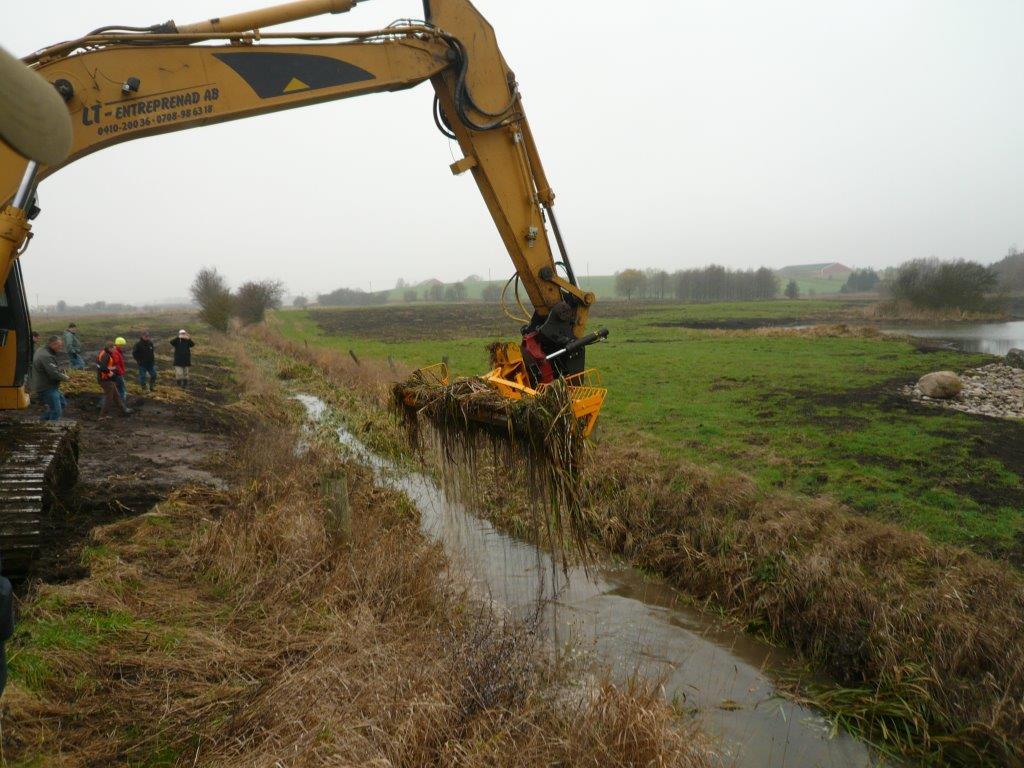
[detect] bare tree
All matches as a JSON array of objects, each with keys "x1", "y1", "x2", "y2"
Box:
[
  {"x1": 481, "y1": 283, "x2": 502, "y2": 302},
  {"x1": 190, "y1": 267, "x2": 233, "y2": 332},
  {"x1": 647, "y1": 269, "x2": 670, "y2": 299},
  {"x1": 235, "y1": 279, "x2": 284, "y2": 325}
]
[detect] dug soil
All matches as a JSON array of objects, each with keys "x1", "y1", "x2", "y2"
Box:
[
  {"x1": 308, "y1": 301, "x2": 740, "y2": 342},
  {"x1": 653, "y1": 316, "x2": 809, "y2": 330},
  {"x1": 11, "y1": 349, "x2": 235, "y2": 585}
]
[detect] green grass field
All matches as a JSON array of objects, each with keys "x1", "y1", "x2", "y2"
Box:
[{"x1": 272, "y1": 300, "x2": 1024, "y2": 561}]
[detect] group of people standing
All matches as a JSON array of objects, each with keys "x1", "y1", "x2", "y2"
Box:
[{"x1": 29, "y1": 324, "x2": 196, "y2": 421}]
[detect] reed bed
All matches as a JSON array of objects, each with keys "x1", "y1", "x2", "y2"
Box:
[{"x1": 469, "y1": 444, "x2": 1024, "y2": 765}]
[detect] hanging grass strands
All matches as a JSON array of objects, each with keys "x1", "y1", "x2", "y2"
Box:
[{"x1": 394, "y1": 371, "x2": 593, "y2": 565}]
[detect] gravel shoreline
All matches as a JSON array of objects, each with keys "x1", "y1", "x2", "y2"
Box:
[{"x1": 903, "y1": 363, "x2": 1024, "y2": 420}]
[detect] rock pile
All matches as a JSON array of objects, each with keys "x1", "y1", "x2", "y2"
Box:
[{"x1": 903, "y1": 363, "x2": 1024, "y2": 420}]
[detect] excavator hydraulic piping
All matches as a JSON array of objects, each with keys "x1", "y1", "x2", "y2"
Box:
[
  {"x1": 545, "y1": 328, "x2": 609, "y2": 361},
  {"x1": 12, "y1": 162, "x2": 39, "y2": 212},
  {"x1": 545, "y1": 204, "x2": 578, "y2": 287},
  {"x1": 175, "y1": 0, "x2": 369, "y2": 34}
]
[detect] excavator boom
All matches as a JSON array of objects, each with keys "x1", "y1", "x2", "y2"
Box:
[
  {"x1": 0, "y1": 0, "x2": 607, "y2": 576},
  {"x1": 1, "y1": 0, "x2": 594, "y2": 322}
]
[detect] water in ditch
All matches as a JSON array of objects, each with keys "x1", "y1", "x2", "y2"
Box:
[{"x1": 296, "y1": 393, "x2": 883, "y2": 767}]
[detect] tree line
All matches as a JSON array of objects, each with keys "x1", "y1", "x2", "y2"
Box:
[
  {"x1": 615, "y1": 266, "x2": 781, "y2": 302},
  {"x1": 304, "y1": 245, "x2": 1023, "y2": 312}
]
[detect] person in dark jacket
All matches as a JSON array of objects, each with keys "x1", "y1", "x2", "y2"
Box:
[
  {"x1": 132, "y1": 331, "x2": 157, "y2": 391},
  {"x1": 169, "y1": 329, "x2": 195, "y2": 388},
  {"x1": 31, "y1": 335, "x2": 70, "y2": 420},
  {"x1": 62, "y1": 322, "x2": 85, "y2": 369}
]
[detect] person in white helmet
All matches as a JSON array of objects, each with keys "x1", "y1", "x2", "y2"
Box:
[{"x1": 169, "y1": 329, "x2": 195, "y2": 388}]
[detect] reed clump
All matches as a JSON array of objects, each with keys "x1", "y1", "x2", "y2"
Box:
[{"x1": 394, "y1": 370, "x2": 593, "y2": 563}]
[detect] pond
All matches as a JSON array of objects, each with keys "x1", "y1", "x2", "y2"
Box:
[{"x1": 880, "y1": 320, "x2": 1024, "y2": 355}]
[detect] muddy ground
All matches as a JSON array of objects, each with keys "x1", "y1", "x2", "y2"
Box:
[
  {"x1": 9, "y1": 342, "x2": 235, "y2": 585},
  {"x1": 306, "y1": 301, "x2": 751, "y2": 341}
]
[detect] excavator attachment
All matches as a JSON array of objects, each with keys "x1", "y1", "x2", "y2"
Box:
[
  {"x1": 481, "y1": 342, "x2": 607, "y2": 438},
  {"x1": 399, "y1": 333, "x2": 608, "y2": 439}
]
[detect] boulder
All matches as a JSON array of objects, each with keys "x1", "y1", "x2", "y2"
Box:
[
  {"x1": 917, "y1": 371, "x2": 963, "y2": 399},
  {"x1": 1006, "y1": 348, "x2": 1024, "y2": 370}
]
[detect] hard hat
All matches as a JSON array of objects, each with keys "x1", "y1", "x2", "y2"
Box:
[
  {"x1": 0, "y1": 46, "x2": 72, "y2": 165},
  {"x1": 115, "y1": 336, "x2": 127, "y2": 345}
]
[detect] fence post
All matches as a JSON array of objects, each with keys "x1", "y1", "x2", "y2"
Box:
[{"x1": 322, "y1": 474, "x2": 351, "y2": 549}]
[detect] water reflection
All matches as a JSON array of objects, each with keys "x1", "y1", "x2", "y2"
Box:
[{"x1": 881, "y1": 320, "x2": 1024, "y2": 355}]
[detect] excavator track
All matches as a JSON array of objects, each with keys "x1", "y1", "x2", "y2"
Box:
[{"x1": 0, "y1": 420, "x2": 79, "y2": 579}]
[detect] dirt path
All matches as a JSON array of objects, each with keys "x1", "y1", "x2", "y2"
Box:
[{"x1": 20, "y1": 353, "x2": 234, "y2": 584}]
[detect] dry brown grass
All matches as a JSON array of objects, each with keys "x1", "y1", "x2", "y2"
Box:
[
  {"x1": 252, "y1": 321, "x2": 399, "y2": 399},
  {"x1": 748, "y1": 323, "x2": 883, "y2": 339},
  {"x1": 862, "y1": 300, "x2": 1009, "y2": 322},
  {"x1": 580, "y1": 446, "x2": 1024, "y2": 764},
  {"x1": 4, "y1": 340, "x2": 709, "y2": 768}
]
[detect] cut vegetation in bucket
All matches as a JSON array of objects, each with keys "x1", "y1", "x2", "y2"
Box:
[{"x1": 395, "y1": 370, "x2": 593, "y2": 563}]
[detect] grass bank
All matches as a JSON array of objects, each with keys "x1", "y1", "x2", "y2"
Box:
[
  {"x1": 257, "y1": 308, "x2": 1024, "y2": 765},
  {"x1": 4, "y1": 332, "x2": 709, "y2": 767}
]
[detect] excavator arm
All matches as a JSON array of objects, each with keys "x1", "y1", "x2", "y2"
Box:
[{"x1": 0, "y1": 0, "x2": 597, "y2": 407}]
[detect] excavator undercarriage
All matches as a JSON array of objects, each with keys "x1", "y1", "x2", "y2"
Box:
[{"x1": 0, "y1": 420, "x2": 77, "y2": 578}]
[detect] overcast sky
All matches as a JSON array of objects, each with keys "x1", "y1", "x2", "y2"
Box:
[{"x1": 4, "y1": 0, "x2": 1023, "y2": 304}]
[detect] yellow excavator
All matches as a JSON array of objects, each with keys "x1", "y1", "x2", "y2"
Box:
[{"x1": 0, "y1": 0, "x2": 609, "y2": 575}]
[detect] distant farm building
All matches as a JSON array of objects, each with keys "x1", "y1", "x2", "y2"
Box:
[{"x1": 818, "y1": 263, "x2": 852, "y2": 279}]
